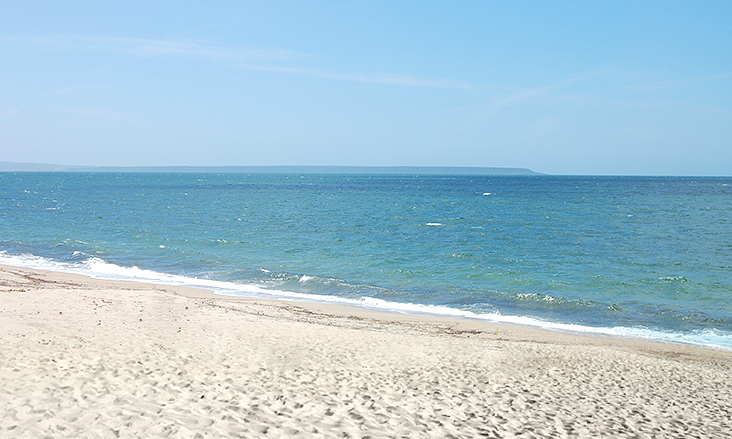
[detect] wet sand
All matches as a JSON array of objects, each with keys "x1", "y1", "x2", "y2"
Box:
[{"x1": 1, "y1": 264, "x2": 731, "y2": 438}]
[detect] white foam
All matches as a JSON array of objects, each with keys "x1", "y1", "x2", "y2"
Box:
[
  {"x1": 426, "y1": 223, "x2": 442, "y2": 226},
  {"x1": 1, "y1": 251, "x2": 730, "y2": 351}
]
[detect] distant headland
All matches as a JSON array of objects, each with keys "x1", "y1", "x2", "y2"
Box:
[{"x1": 0, "y1": 162, "x2": 543, "y2": 175}]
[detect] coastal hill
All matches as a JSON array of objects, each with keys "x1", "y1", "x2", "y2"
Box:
[{"x1": 0, "y1": 162, "x2": 542, "y2": 175}]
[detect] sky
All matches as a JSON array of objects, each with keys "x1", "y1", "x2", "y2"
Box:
[{"x1": 1, "y1": 1, "x2": 731, "y2": 175}]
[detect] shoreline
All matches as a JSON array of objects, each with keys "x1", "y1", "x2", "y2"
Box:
[
  {"x1": 176, "y1": 272, "x2": 731, "y2": 358},
  {"x1": 3, "y1": 260, "x2": 729, "y2": 354},
  {"x1": 2, "y1": 263, "x2": 732, "y2": 437}
]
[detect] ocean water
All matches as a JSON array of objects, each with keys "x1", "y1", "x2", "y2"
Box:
[{"x1": 1, "y1": 172, "x2": 731, "y2": 349}]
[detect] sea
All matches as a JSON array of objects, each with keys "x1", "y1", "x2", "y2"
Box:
[{"x1": 1, "y1": 172, "x2": 731, "y2": 350}]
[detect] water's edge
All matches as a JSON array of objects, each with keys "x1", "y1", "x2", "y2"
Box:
[{"x1": 3, "y1": 251, "x2": 730, "y2": 352}]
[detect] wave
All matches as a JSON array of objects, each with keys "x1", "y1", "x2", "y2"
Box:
[{"x1": 1, "y1": 250, "x2": 730, "y2": 351}]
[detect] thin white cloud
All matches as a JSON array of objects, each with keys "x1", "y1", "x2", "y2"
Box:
[
  {"x1": 8, "y1": 109, "x2": 19, "y2": 116},
  {"x1": 1, "y1": 34, "x2": 470, "y2": 89},
  {"x1": 455, "y1": 69, "x2": 613, "y2": 124},
  {"x1": 59, "y1": 106, "x2": 135, "y2": 123},
  {"x1": 0, "y1": 35, "x2": 299, "y2": 62},
  {"x1": 240, "y1": 64, "x2": 472, "y2": 88},
  {"x1": 492, "y1": 70, "x2": 608, "y2": 107},
  {"x1": 318, "y1": 71, "x2": 470, "y2": 88},
  {"x1": 49, "y1": 85, "x2": 106, "y2": 95},
  {"x1": 492, "y1": 83, "x2": 563, "y2": 107},
  {"x1": 619, "y1": 72, "x2": 732, "y2": 93}
]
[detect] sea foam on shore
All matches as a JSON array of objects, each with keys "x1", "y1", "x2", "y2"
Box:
[
  {"x1": 2, "y1": 251, "x2": 731, "y2": 351},
  {"x1": 2, "y1": 264, "x2": 732, "y2": 438}
]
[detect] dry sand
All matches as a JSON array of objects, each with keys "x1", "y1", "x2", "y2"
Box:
[{"x1": 1, "y1": 264, "x2": 731, "y2": 438}]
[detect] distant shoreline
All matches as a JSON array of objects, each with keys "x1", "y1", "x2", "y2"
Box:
[{"x1": 0, "y1": 162, "x2": 542, "y2": 175}]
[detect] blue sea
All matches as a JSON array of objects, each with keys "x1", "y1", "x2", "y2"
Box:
[{"x1": 2, "y1": 172, "x2": 731, "y2": 349}]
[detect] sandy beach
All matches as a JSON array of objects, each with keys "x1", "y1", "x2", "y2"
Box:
[{"x1": 1, "y1": 264, "x2": 731, "y2": 438}]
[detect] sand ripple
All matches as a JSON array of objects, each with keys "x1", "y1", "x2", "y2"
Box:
[{"x1": 2, "y1": 266, "x2": 731, "y2": 438}]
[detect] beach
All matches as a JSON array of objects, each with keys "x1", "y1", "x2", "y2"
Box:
[{"x1": 1, "y1": 264, "x2": 731, "y2": 438}]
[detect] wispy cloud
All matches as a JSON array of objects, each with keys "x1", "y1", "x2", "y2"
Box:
[
  {"x1": 49, "y1": 85, "x2": 106, "y2": 95},
  {"x1": 492, "y1": 70, "x2": 607, "y2": 107},
  {"x1": 492, "y1": 82, "x2": 564, "y2": 107},
  {"x1": 239, "y1": 64, "x2": 472, "y2": 88},
  {"x1": 59, "y1": 106, "x2": 135, "y2": 123},
  {"x1": 619, "y1": 72, "x2": 732, "y2": 93},
  {"x1": 1, "y1": 34, "x2": 470, "y2": 89},
  {"x1": 1, "y1": 35, "x2": 300, "y2": 62}
]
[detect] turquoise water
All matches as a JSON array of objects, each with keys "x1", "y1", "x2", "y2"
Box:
[{"x1": 1, "y1": 172, "x2": 731, "y2": 349}]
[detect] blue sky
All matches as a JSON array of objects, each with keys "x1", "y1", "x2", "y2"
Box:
[{"x1": 1, "y1": 1, "x2": 731, "y2": 175}]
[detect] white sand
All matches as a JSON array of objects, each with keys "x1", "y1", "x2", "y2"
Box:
[{"x1": 1, "y1": 264, "x2": 731, "y2": 438}]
